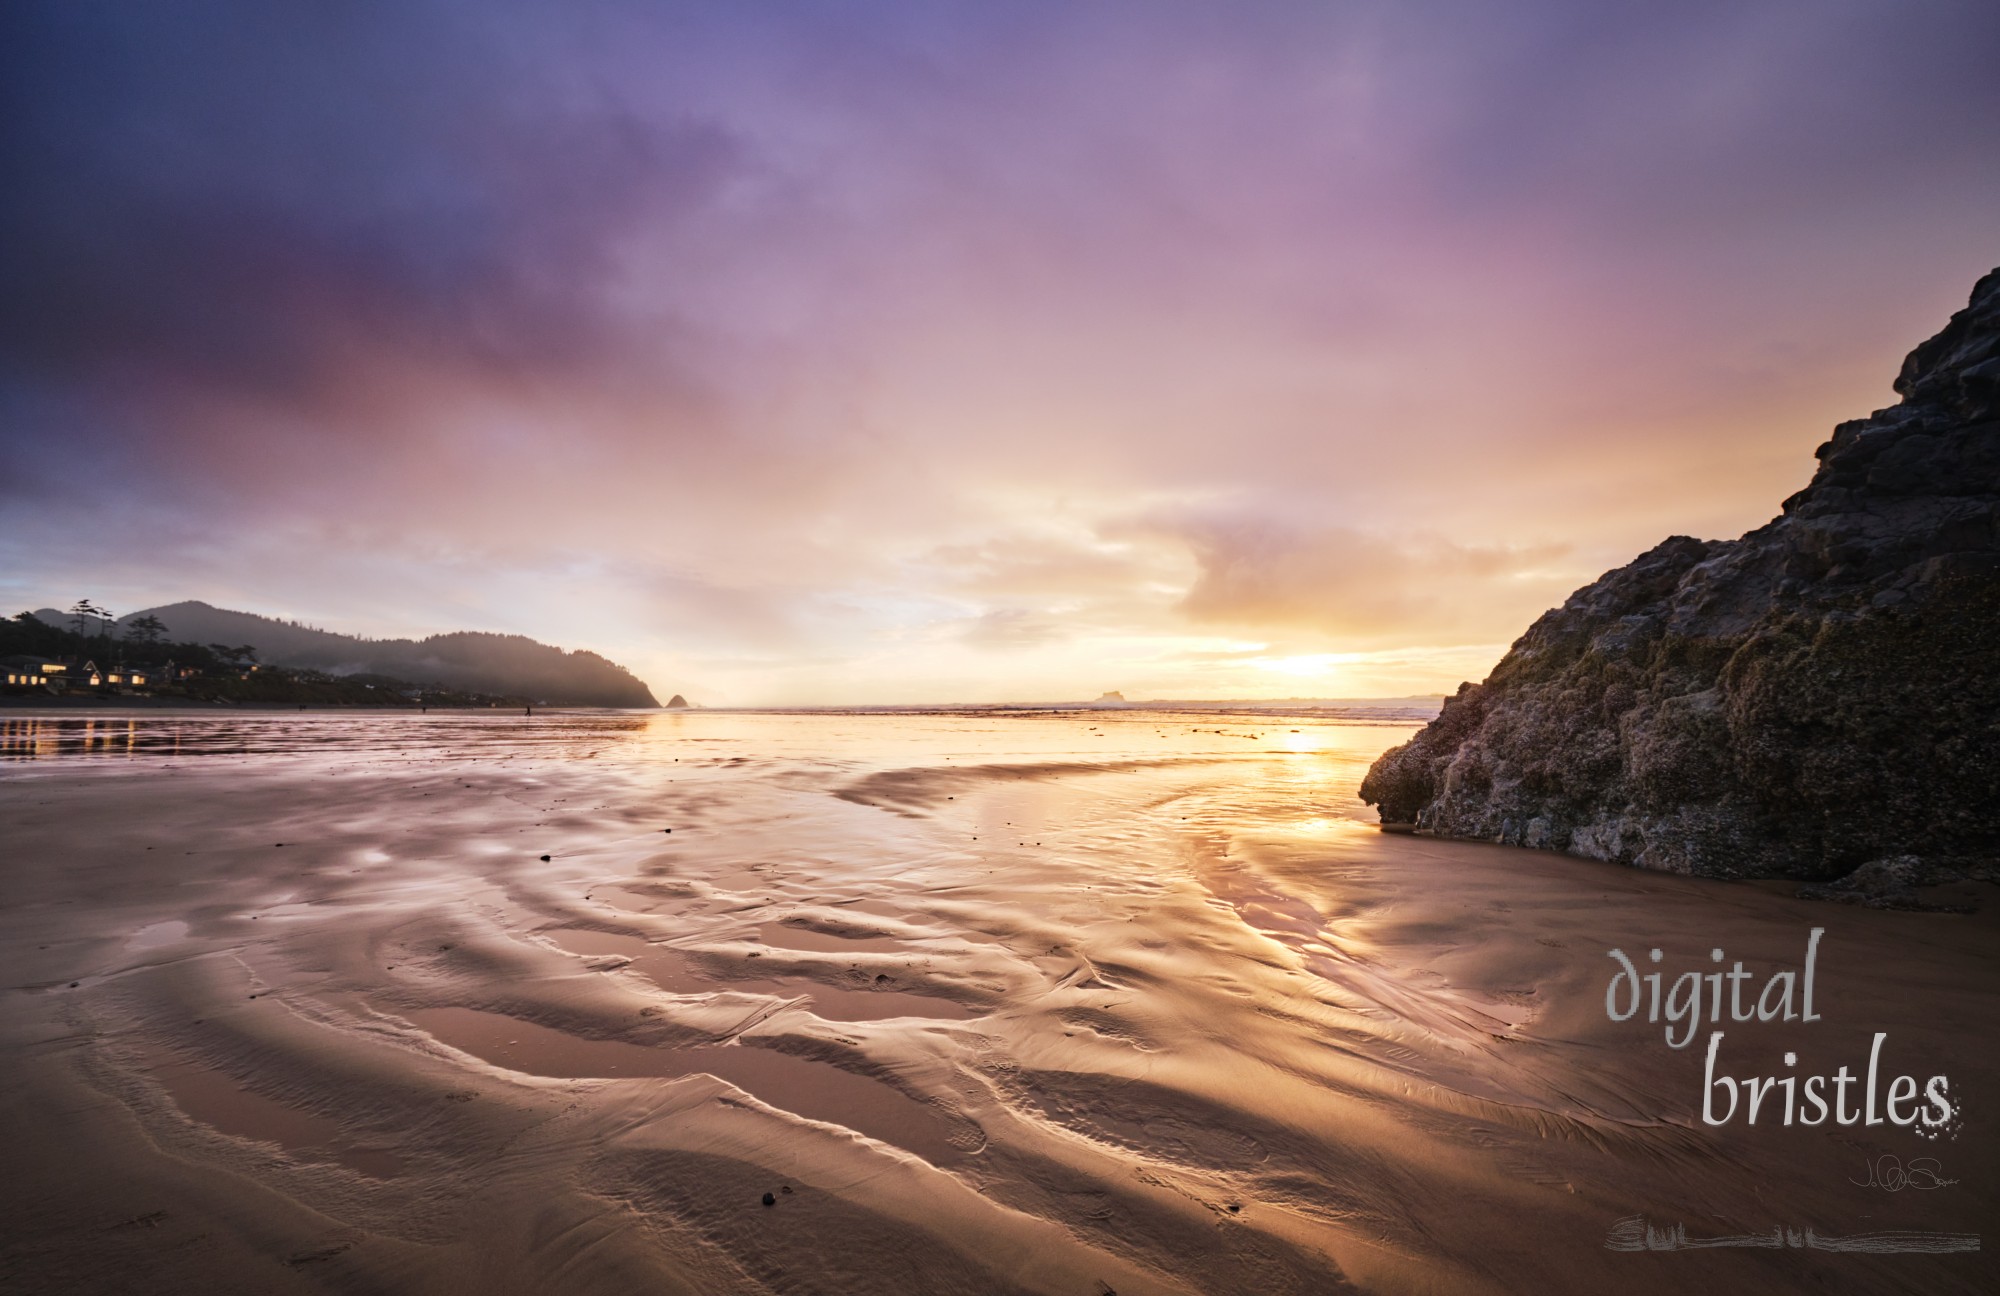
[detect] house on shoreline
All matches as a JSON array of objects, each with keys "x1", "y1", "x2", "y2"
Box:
[
  {"x1": 1, "y1": 656, "x2": 154, "y2": 693},
  {"x1": 2, "y1": 655, "x2": 62, "y2": 688}
]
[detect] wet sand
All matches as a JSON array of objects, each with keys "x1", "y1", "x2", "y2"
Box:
[{"x1": 0, "y1": 709, "x2": 1992, "y2": 1294}]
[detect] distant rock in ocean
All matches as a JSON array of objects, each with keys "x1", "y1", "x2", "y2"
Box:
[
  {"x1": 1093, "y1": 691, "x2": 1129, "y2": 706},
  {"x1": 1361, "y1": 269, "x2": 1999, "y2": 893},
  {"x1": 665, "y1": 694, "x2": 690, "y2": 709}
]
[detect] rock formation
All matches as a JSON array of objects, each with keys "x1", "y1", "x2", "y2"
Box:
[{"x1": 1361, "y1": 269, "x2": 2000, "y2": 892}]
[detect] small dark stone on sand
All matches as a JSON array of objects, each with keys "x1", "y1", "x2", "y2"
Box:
[
  {"x1": 663, "y1": 828, "x2": 672, "y2": 833},
  {"x1": 1227, "y1": 1203, "x2": 1241, "y2": 1213},
  {"x1": 68, "y1": 982, "x2": 78, "y2": 988},
  {"x1": 780, "y1": 1185, "x2": 792, "y2": 1194},
  {"x1": 761, "y1": 1192, "x2": 776, "y2": 1207},
  {"x1": 539, "y1": 854, "x2": 551, "y2": 861}
]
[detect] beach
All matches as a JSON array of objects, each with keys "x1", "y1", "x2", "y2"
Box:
[{"x1": 1, "y1": 709, "x2": 1991, "y2": 1294}]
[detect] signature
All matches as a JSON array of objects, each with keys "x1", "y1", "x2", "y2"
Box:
[
  {"x1": 1607, "y1": 1216, "x2": 1979, "y2": 1254},
  {"x1": 1851, "y1": 1155, "x2": 1957, "y2": 1192}
]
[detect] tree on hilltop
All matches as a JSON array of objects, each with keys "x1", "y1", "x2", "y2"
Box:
[
  {"x1": 207, "y1": 643, "x2": 260, "y2": 669},
  {"x1": 68, "y1": 599, "x2": 113, "y2": 639},
  {"x1": 125, "y1": 614, "x2": 168, "y2": 646}
]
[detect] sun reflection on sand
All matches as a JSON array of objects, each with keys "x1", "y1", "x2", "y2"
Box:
[{"x1": 2, "y1": 708, "x2": 1991, "y2": 1295}]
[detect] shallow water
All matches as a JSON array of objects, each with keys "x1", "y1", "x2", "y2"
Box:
[
  {"x1": 0, "y1": 708, "x2": 1991, "y2": 1294},
  {"x1": 142, "y1": 1049, "x2": 406, "y2": 1179},
  {"x1": 546, "y1": 927, "x2": 974, "y2": 1021}
]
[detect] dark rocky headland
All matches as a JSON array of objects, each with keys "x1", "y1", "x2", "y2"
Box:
[
  {"x1": 1361, "y1": 268, "x2": 1999, "y2": 896},
  {"x1": 5, "y1": 599, "x2": 661, "y2": 708}
]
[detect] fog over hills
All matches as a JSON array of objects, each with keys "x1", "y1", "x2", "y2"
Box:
[{"x1": 35, "y1": 601, "x2": 659, "y2": 708}]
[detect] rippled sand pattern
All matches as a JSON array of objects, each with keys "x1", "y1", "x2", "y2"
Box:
[{"x1": 0, "y1": 710, "x2": 1991, "y2": 1294}]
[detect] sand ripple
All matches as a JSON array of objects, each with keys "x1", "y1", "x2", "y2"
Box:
[{"x1": 1, "y1": 709, "x2": 1991, "y2": 1294}]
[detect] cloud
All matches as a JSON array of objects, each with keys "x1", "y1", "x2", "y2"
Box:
[
  {"x1": 0, "y1": 7, "x2": 738, "y2": 402},
  {"x1": 958, "y1": 608, "x2": 1068, "y2": 651},
  {"x1": 920, "y1": 526, "x2": 1180, "y2": 600},
  {"x1": 2, "y1": 1, "x2": 1996, "y2": 702},
  {"x1": 1139, "y1": 511, "x2": 1575, "y2": 645}
]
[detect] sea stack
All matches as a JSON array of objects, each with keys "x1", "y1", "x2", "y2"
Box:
[
  {"x1": 665, "y1": 694, "x2": 690, "y2": 709},
  {"x1": 1361, "y1": 269, "x2": 2000, "y2": 889}
]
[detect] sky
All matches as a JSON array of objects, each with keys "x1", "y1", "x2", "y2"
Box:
[{"x1": 2, "y1": 1, "x2": 1996, "y2": 705}]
